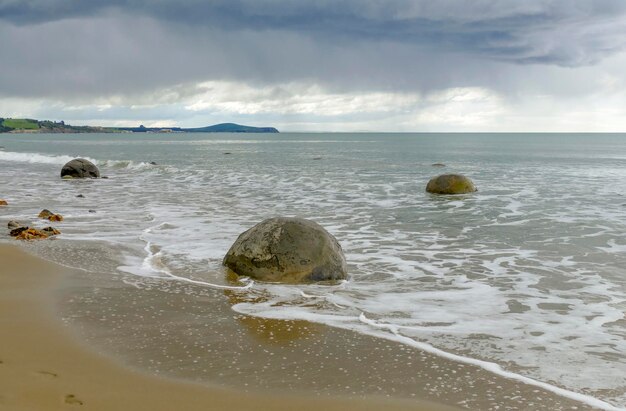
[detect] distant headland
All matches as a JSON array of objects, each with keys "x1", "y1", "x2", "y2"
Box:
[{"x1": 0, "y1": 118, "x2": 279, "y2": 134}]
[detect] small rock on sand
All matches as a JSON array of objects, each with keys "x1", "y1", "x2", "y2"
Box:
[{"x1": 64, "y1": 394, "x2": 84, "y2": 405}]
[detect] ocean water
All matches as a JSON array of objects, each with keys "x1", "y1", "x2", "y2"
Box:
[{"x1": 0, "y1": 133, "x2": 625, "y2": 409}]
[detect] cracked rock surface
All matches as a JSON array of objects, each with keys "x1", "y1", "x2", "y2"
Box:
[{"x1": 223, "y1": 217, "x2": 348, "y2": 283}]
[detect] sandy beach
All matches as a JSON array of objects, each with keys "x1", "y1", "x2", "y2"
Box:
[
  {"x1": 3, "y1": 2, "x2": 626, "y2": 408},
  {"x1": 0, "y1": 244, "x2": 460, "y2": 411}
]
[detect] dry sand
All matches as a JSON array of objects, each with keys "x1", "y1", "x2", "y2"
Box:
[{"x1": 0, "y1": 244, "x2": 457, "y2": 411}]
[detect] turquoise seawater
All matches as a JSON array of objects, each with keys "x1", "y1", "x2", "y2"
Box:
[{"x1": 1, "y1": 133, "x2": 625, "y2": 409}]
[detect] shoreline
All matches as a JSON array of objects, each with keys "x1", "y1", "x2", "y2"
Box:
[
  {"x1": 0, "y1": 243, "x2": 458, "y2": 411},
  {"x1": 2, "y1": 243, "x2": 614, "y2": 411}
]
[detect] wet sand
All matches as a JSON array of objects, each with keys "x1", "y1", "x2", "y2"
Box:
[
  {"x1": 0, "y1": 244, "x2": 460, "y2": 411},
  {"x1": 0, "y1": 243, "x2": 607, "y2": 410}
]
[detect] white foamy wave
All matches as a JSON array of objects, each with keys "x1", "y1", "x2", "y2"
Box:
[
  {"x1": 4, "y1": 133, "x2": 625, "y2": 409},
  {"x1": 0, "y1": 150, "x2": 175, "y2": 173},
  {"x1": 117, "y1": 226, "x2": 252, "y2": 291},
  {"x1": 0, "y1": 150, "x2": 97, "y2": 165},
  {"x1": 230, "y1": 303, "x2": 623, "y2": 411},
  {"x1": 97, "y1": 159, "x2": 181, "y2": 173},
  {"x1": 97, "y1": 159, "x2": 155, "y2": 170}
]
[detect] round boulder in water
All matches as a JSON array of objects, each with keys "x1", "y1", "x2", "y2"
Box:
[
  {"x1": 60, "y1": 158, "x2": 100, "y2": 179},
  {"x1": 223, "y1": 217, "x2": 348, "y2": 283},
  {"x1": 426, "y1": 174, "x2": 477, "y2": 194}
]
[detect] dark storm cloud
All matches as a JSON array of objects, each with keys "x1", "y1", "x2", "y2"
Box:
[
  {"x1": 1, "y1": 0, "x2": 626, "y2": 107},
  {"x1": 2, "y1": 0, "x2": 626, "y2": 66}
]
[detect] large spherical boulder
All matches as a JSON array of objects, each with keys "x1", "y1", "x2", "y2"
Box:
[
  {"x1": 223, "y1": 217, "x2": 348, "y2": 283},
  {"x1": 60, "y1": 158, "x2": 100, "y2": 178},
  {"x1": 426, "y1": 174, "x2": 477, "y2": 194}
]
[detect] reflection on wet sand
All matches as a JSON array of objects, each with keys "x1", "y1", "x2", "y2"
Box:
[{"x1": 225, "y1": 288, "x2": 320, "y2": 345}]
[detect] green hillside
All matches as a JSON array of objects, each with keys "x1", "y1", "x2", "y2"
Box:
[{"x1": 1, "y1": 118, "x2": 40, "y2": 130}]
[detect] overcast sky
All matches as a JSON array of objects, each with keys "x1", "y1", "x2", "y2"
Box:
[{"x1": 1, "y1": 0, "x2": 626, "y2": 131}]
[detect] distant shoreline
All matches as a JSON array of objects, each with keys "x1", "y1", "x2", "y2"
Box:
[{"x1": 0, "y1": 118, "x2": 279, "y2": 134}]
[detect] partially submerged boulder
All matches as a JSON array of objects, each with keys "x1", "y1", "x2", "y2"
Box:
[
  {"x1": 38, "y1": 209, "x2": 53, "y2": 219},
  {"x1": 41, "y1": 227, "x2": 61, "y2": 236},
  {"x1": 0, "y1": 199, "x2": 7, "y2": 206},
  {"x1": 8, "y1": 220, "x2": 21, "y2": 229},
  {"x1": 38, "y1": 209, "x2": 63, "y2": 221},
  {"x1": 223, "y1": 217, "x2": 348, "y2": 283},
  {"x1": 60, "y1": 158, "x2": 100, "y2": 179},
  {"x1": 426, "y1": 174, "x2": 477, "y2": 195}
]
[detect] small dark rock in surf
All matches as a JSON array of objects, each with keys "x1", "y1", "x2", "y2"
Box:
[
  {"x1": 8, "y1": 220, "x2": 22, "y2": 230},
  {"x1": 38, "y1": 209, "x2": 53, "y2": 219},
  {"x1": 9, "y1": 226, "x2": 29, "y2": 237},
  {"x1": 41, "y1": 227, "x2": 61, "y2": 236}
]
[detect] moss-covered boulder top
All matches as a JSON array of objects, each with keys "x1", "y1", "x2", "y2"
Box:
[
  {"x1": 426, "y1": 174, "x2": 477, "y2": 194},
  {"x1": 223, "y1": 217, "x2": 348, "y2": 284}
]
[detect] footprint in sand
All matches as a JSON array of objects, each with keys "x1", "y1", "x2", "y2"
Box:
[
  {"x1": 64, "y1": 394, "x2": 84, "y2": 406},
  {"x1": 36, "y1": 370, "x2": 58, "y2": 378}
]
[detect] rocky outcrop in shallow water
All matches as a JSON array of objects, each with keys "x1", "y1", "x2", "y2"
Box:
[
  {"x1": 9, "y1": 226, "x2": 29, "y2": 237},
  {"x1": 426, "y1": 174, "x2": 477, "y2": 194},
  {"x1": 60, "y1": 158, "x2": 100, "y2": 179},
  {"x1": 10, "y1": 226, "x2": 60, "y2": 240},
  {"x1": 38, "y1": 209, "x2": 63, "y2": 221},
  {"x1": 223, "y1": 217, "x2": 348, "y2": 283}
]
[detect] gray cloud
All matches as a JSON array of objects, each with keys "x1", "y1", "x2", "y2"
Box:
[
  {"x1": 2, "y1": 0, "x2": 626, "y2": 66},
  {"x1": 1, "y1": 1, "x2": 626, "y2": 131}
]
